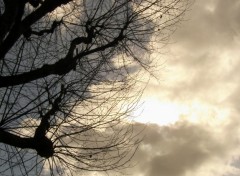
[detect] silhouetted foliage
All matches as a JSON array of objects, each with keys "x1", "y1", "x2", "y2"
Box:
[{"x1": 0, "y1": 0, "x2": 189, "y2": 175}]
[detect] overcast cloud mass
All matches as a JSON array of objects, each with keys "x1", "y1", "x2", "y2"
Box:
[{"x1": 129, "y1": 0, "x2": 240, "y2": 176}]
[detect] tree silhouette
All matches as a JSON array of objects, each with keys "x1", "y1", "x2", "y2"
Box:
[{"x1": 0, "y1": 0, "x2": 189, "y2": 175}]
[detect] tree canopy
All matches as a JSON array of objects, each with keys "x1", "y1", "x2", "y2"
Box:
[{"x1": 0, "y1": 0, "x2": 189, "y2": 175}]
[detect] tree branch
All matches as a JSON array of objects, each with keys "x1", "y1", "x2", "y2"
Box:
[
  {"x1": 34, "y1": 86, "x2": 64, "y2": 139},
  {"x1": 0, "y1": 0, "x2": 71, "y2": 60},
  {"x1": 0, "y1": 128, "x2": 54, "y2": 158},
  {"x1": 0, "y1": 0, "x2": 26, "y2": 44},
  {"x1": 0, "y1": 129, "x2": 35, "y2": 149},
  {"x1": 23, "y1": 20, "x2": 62, "y2": 40},
  {"x1": 0, "y1": 86, "x2": 66, "y2": 158},
  {"x1": 0, "y1": 28, "x2": 124, "y2": 87},
  {"x1": 28, "y1": 0, "x2": 43, "y2": 8}
]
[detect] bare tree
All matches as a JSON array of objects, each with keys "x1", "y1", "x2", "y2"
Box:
[{"x1": 0, "y1": 0, "x2": 189, "y2": 175}]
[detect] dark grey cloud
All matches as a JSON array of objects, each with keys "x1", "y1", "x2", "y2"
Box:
[{"x1": 130, "y1": 121, "x2": 239, "y2": 176}]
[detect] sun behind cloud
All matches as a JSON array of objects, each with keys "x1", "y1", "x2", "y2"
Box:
[
  {"x1": 134, "y1": 95, "x2": 231, "y2": 127},
  {"x1": 134, "y1": 97, "x2": 187, "y2": 125}
]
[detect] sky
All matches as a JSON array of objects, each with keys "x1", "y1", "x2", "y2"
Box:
[
  {"x1": 129, "y1": 0, "x2": 240, "y2": 176},
  {"x1": 3, "y1": 1, "x2": 240, "y2": 176}
]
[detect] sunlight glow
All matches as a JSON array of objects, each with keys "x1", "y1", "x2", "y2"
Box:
[
  {"x1": 134, "y1": 97, "x2": 231, "y2": 126},
  {"x1": 134, "y1": 98, "x2": 187, "y2": 125}
]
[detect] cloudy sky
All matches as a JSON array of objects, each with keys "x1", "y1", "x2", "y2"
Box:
[{"x1": 129, "y1": 0, "x2": 240, "y2": 176}]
